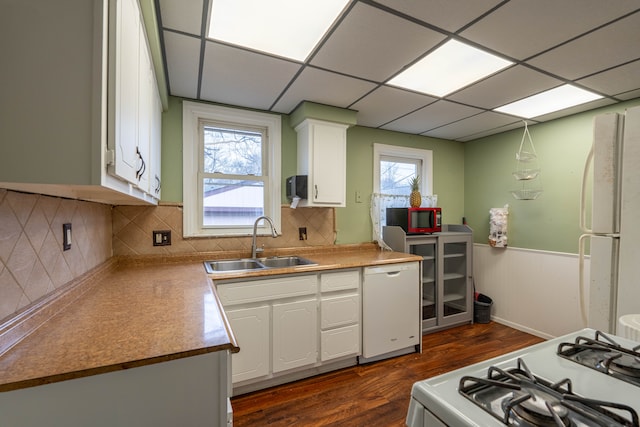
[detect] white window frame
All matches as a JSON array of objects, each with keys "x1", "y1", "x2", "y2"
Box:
[
  {"x1": 183, "y1": 101, "x2": 281, "y2": 237},
  {"x1": 373, "y1": 143, "x2": 433, "y2": 195}
]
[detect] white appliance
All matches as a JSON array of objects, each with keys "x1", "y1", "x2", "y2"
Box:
[
  {"x1": 406, "y1": 328, "x2": 640, "y2": 426},
  {"x1": 360, "y1": 262, "x2": 420, "y2": 363},
  {"x1": 579, "y1": 105, "x2": 640, "y2": 334}
]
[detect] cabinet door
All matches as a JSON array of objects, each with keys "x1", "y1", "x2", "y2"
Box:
[
  {"x1": 135, "y1": 30, "x2": 152, "y2": 192},
  {"x1": 272, "y1": 299, "x2": 318, "y2": 373},
  {"x1": 438, "y1": 235, "x2": 473, "y2": 327},
  {"x1": 226, "y1": 305, "x2": 270, "y2": 383},
  {"x1": 149, "y1": 84, "x2": 162, "y2": 198},
  {"x1": 310, "y1": 123, "x2": 346, "y2": 205},
  {"x1": 111, "y1": 0, "x2": 141, "y2": 185},
  {"x1": 408, "y1": 238, "x2": 437, "y2": 332}
]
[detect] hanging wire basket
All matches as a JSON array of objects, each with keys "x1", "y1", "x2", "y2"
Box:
[{"x1": 511, "y1": 121, "x2": 543, "y2": 200}]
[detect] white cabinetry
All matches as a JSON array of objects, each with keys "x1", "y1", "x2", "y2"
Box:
[
  {"x1": 216, "y1": 268, "x2": 361, "y2": 394},
  {"x1": 319, "y1": 270, "x2": 361, "y2": 362},
  {"x1": 225, "y1": 306, "x2": 270, "y2": 383},
  {"x1": 0, "y1": 0, "x2": 162, "y2": 205},
  {"x1": 295, "y1": 119, "x2": 349, "y2": 207},
  {"x1": 273, "y1": 299, "x2": 318, "y2": 372}
]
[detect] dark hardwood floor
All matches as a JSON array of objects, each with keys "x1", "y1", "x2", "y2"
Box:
[{"x1": 231, "y1": 322, "x2": 544, "y2": 426}]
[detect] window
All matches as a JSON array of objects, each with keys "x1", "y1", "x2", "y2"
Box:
[
  {"x1": 183, "y1": 102, "x2": 281, "y2": 237},
  {"x1": 371, "y1": 143, "x2": 433, "y2": 244},
  {"x1": 373, "y1": 144, "x2": 432, "y2": 195}
]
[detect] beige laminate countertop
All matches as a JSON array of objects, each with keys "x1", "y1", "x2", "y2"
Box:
[{"x1": 0, "y1": 246, "x2": 419, "y2": 392}]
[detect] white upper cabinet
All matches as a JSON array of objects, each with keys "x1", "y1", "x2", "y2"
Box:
[
  {"x1": 0, "y1": 0, "x2": 162, "y2": 205},
  {"x1": 295, "y1": 119, "x2": 349, "y2": 207}
]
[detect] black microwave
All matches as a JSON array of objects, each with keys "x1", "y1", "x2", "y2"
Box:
[{"x1": 386, "y1": 207, "x2": 442, "y2": 234}]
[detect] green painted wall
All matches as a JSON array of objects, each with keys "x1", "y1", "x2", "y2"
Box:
[
  {"x1": 464, "y1": 98, "x2": 640, "y2": 253},
  {"x1": 160, "y1": 96, "x2": 640, "y2": 252},
  {"x1": 160, "y1": 96, "x2": 465, "y2": 244}
]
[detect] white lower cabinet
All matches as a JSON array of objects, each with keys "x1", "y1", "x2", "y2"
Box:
[
  {"x1": 226, "y1": 305, "x2": 270, "y2": 383},
  {"x1": 216, "y1": 268, "x2": 361, "y2": 393},
  {"x1": 272, "y1": 299, "x2": 318, "y2": 373}
]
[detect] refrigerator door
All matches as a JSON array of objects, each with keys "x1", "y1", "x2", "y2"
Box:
[
  {"x1": 591, "y1": 113, "x2": 622, "y2": 234},
  {"x1": 589, "y1": 235, "x2": 619, "y2": 333},
  {"x1": 616, "y1": 105, "x2": 640, "y2": 326}
]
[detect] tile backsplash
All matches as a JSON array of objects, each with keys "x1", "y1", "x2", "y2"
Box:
[
  {"x1": 113, "y1": 204, "x2": 336, "y2": 256},
  {"x1": 0, "y1": 190, "x2": 336, "y2": 322},
  {"x1": 0, "y1": 190, "x2": 112, "y2": 321}
]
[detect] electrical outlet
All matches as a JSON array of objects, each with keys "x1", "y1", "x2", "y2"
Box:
[
  {"x1": 153, "y1": 230, "x2": 171, "y2": 246},
  {"x1": 298, "y1": 227, "x2": 307, "y2": 241},
  {"x1": 355, "y1": 190, "x2": 362, "y2": 203},
  {"x1": 63, "y1": 223, "x2": 72, "y2": 251}
]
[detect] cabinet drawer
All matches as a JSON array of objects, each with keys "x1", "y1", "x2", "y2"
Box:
[
  {"x1": 320, "y1": 270, "x2": 360, "y2": 292},
  {"x1": 320, "y1": 324, "x2": 360, "y2": 361},
  {"x1": 217, "y1": 274, "x2": 317, "y2": 306},
  {"x1": 321, "y1": 294, "x2": 359, "y2": 329}
]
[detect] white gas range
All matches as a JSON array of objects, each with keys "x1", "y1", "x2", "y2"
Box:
[{"x1": 406, "y1": 328, "x2": 640, "y2": 426}]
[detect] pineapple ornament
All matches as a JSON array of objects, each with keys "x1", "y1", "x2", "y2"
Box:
[{"x1": 409, "y1": 175, "x2": 422, "y2": 208}]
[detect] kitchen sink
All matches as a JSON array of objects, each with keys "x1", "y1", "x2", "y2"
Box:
[
  {"x1": 204, "y1": 259, "x2": 265, "y2": 273},
  {"x1": 258, "y1": 256, "x2": 317, "y2": 268},
  {"x1": 204, "y1": 256, "x2": 317, "y2": 274}
]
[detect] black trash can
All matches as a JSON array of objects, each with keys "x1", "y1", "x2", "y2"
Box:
[{"x1": 474, "y1": 293, "x2": 493, "y2": 324}]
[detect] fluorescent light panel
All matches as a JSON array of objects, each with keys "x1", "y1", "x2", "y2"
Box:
[
  {"x1": 494, "y1": 85, "x2": 603, "y2": 118},
  {"x1": 208, "y1": 0, "x2": 349, "y2": 61},
  {"x1": 388, "y1": 39, "x2": 513, "y2": 97}
]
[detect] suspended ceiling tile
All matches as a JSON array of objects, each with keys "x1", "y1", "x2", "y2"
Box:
[
  {"x1": 449, "y1": 65, "x2": 563, "y2": 109},
  {"x1": 527, "y1": 13, "x2": 640, "y2": 80},
  {"x1": 616, "y1": 89, "x2": 640, "y2": 101},
  {"x1": 158, "y1": 0, "x2": 203, "y2": 36},
  {"x1": 200, "y1": 42, "x2": 301, "y2": 110},
  {"x1": 272, "y1": 66, "x2": 377, "y2": 114},
  {"x1": 310, "y1": 2, "x2": 446, "y2": 82},
  {"x1": 457, "y1": 121, "x2": 525, "y2": 142},
  {"x1": 372, "y1": 0, "x2": 504, "y2": 33},
  {"x1": 381, "y1": 101, "x2": 482, "y2": 134},
  {"x1": 162, "y1": 31, "x2": 200, "y2": 99},
  {"x1": 577, "y1": 60, "x2": 640, "y2": 97},
  {"x1": 460, "y1": 0, "x2": 640, "y2": 60},
  {"x1": 350, "y1": 86, "x2": 437, "y2": 128},
  {"x1": 422, "y1": 111, "x2": 520, "y2": 140}
]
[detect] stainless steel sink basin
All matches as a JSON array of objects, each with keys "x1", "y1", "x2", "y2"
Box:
[
  {"x1": 259, "y1": 256, "x2": 317, "y2": 268},
  {"x1": 204, "y1": 259, "x2": 265, "y2": 273},
  {"x1": 204, "y1": 256, "x2": 317, "y2": 274}
]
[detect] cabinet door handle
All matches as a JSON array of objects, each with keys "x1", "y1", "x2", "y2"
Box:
[
  {"x1": 135, "y1": 147, "x2": 146, "y2": 181},
  {"x1": 314, "y1": 184, "x2": 318, "y2": 199},
  {"x1": 154, "y1": 175, "x2": 161, "y2": 194}
]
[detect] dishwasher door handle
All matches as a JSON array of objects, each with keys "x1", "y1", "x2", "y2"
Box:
[{"x1": 386, "y1": 271, "x2": 401, "y2": 277}]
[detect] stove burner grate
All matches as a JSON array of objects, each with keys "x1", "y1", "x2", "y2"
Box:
[
  {"x1": 558, "y1": 331, "x2": 640, "y2": 386},
  {"x1": 459, "y1": 358, "x2": 639, "y2": 426}
]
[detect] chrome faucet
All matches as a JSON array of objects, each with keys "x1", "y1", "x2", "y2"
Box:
[{"x1": 251, "y1": 216, "x2": 278, "y2": 259}]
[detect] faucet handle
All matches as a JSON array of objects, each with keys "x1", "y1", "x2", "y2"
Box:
[{"x1": 255, "y1": 245, "x2": 265, "y2": 255}]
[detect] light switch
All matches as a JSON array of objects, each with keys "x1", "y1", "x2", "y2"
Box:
[{"x1": 63, "y1": 223, "x2": 72, "y2": 251}]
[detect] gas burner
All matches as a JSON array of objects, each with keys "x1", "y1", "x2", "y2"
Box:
[
  {"x1": 558, "y1": 331, "x2": 640, "y2": 386},
  {"x1": 503, "y1": 381, "x2": 570, "y2": 426},
  {"x1": 459, "y1": 358, "x2": 639, "y2": 426}
]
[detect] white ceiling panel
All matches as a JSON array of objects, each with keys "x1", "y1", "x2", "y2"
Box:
[
  {"x1": 272, "y1": 67, "x2": 377, "y2": 114},
  {"x1": 527, "y1": 13, "x2": 640, "y2": 80},
  {"x1": 200, "y1": 42, "x2": 302, "y2": 110},
  {"x1": 577, "y1": 60, "x2": 640, "y2": 97},
  {"x1": 156, "y1": 0, "x2": 640, "y2": 141},
  {"x1": 382, "y1": 101, "x2": 482, "y2": 134},
  {"x1": 460, "y1": 0, "x2": 640, "y2": 60},
  {"x1": 372, "y1": 0, "x2": 504, "y2": 33},
  {"x1": 158, "y1": 0, "x2": 203, "y2": 36},
  {"x1": 350, "y1": 85, "x2": 437, "y2": 128},
  {"x1": 162, "y1": 31, "x2": 201, "y2": 99},
  {"x1": 422, "y1": 111, "x2": 520, "y2": 140},
  {"x1": 449, "y1": 65, "x2": 563, "y2": 109},
  {"x1": 310, "y1": 2, "x2": 446, "y2": 82},
  {"x1": 458, "y1": 121, "x2": 524, "y2": 142}
]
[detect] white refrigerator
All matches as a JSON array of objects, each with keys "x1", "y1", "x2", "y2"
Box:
[{"x1": 580, "y1": 105, "x2": 640, "y2": 334}]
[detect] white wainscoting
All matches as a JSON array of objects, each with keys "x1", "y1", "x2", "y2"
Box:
[{"x1": 473, "y1": 244, "x2": 590, "y2": 339}]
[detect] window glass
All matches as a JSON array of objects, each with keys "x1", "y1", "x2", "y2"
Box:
[{"x1": 380, "y1": 156, "x2": 421, "y2": 195}]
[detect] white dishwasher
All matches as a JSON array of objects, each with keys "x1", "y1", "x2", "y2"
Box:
[{"x1": 361, "y1": 261, "x2": 420, "y2": 363}]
